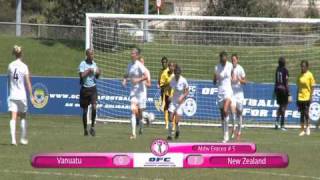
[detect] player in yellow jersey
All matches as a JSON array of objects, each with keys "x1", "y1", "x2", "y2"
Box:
[
  {"x1": 158, "y1": 57, "x2": 168, "y2": 106},
  {"x1": 296, "y1": 60, "x2": 315, "y2": 136},
  {"x1": 159, "y1": 61, "x2": 175, "y2": 129}
]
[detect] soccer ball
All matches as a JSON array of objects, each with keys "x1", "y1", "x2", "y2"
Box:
[
  {"x1": 142, "y1": 112, "x2": 155, "y2": 124},
  {"x1": 309, "y1": 102, "x2": 320, "y2": 122},
  {"x1": 148, "y1": 112, "x2": 155, "y2": 122}
]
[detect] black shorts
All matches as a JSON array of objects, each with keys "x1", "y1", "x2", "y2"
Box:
[
  {"x1": 297, "y1": 100, "x2": 310, "y2": 112},
  {"x1": 80, "y1": 86, "x2": 97, "y2": 108},
  {"x1": 275, "y1": 88, "x2": 288, "y2": 105}
]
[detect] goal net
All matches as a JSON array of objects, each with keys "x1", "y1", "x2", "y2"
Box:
[{"x1": 86, "y1": 13, "x2": 320, "y2": 127}]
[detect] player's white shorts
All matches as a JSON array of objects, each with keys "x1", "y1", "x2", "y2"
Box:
[
  {"x1": 231, "y1": 93, "x2": 244, "y2": 111},
  {"x1": 217, "y1": 91, "x2": 233, "y2": 109},
  {"x1": 8, "y1": 99, "x2": 28, "y2": 113},
  {"x1": 169, "y1": 102, "x2": 184, "y2": 116},
  {"x1": 130, "y1": 93, "x2": 147, "y2": 109}
]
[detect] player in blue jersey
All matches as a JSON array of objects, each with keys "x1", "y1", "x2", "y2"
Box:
[{"x1": 79, "y1": 49, "x2": 100, "y2": 136}]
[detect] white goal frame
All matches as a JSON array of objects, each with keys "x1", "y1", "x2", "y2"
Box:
[{"x1": 86, "y1": 13, "x2": 320, "y2": 128}]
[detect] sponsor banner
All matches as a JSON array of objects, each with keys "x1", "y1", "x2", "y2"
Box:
[
  {"x1": 0, "y1": 76, "x2": 319, "y2": 124},
  {"x1": 309, "y1": 86, "x2": 320, "y2": 122}
]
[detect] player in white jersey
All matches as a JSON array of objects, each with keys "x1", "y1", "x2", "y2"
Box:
[
  {"x1": 122, "y1": 48, "x2": 148, "y2": 139},
  {"x1": 213, "y1": 51, "x2": 233, "y2": 143},
  {"x1": 167, "y1": 65, "x2": 189, "y2": 140},
  {"x1": 138, "y1": 57, "x2": 151, "y2": 132},
  {"x1": 7, "y1": 45, "x2": 34, "y2": 145},
  {"x1": 230, "y1": 54, "x2": 246, "y2": 140}
]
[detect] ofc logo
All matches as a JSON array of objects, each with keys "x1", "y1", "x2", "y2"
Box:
[
  {"x1": 202, "y1": 88, "x2": 218, "y2": 95},
  {"x1": 149, "y1": 157, "x2": 171, "y2": 162},
  {"x1": 31, "y1": 83, "x2": 49, "y2": 109}
]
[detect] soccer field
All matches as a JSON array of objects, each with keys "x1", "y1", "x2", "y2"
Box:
[{"x1": 0, "y1": 114, "x2": 319, "y2": 180}]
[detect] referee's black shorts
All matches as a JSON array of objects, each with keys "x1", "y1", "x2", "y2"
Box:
[
  {"x1": 80, "y1": 86, "x2": 97, "y2": 108},
  {"x1": 275, "y1": 88, "x2": 288, "y2": 106}
]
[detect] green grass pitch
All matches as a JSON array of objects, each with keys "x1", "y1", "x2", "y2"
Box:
[{"x1": 0, "y1": 114, "x2": 319, "y2": 180}]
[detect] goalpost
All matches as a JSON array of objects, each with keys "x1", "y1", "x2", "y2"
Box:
[{"x1": 86, "y1": 13, "x2": 320, "y2": 127}]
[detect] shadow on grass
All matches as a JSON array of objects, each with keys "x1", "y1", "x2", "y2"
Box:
[{"x1": 0, "y1": 143, "x2": 14, "y2": 146}]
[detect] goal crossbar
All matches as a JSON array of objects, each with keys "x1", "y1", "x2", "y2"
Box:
[{"x1": 86, "y1": 13, "x2": 320, "y2": 24}]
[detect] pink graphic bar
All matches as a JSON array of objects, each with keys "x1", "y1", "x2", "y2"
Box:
[
  {"x1": 183, "y1": 153, "x2": 288, "y2": 168},
  {"x1": 168, "y1": 143, "x2": 256, "y2": 154},
  {"x1": 31, "y1": 153, "x2": 134, "y2": 168}
]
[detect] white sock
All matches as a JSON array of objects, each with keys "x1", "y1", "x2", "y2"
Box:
[
  {"x1": 139, "y1": 116, "x2": 144, "y2": 132},
  {"x1": 131, "y1": 114, "x2": 136, "y2": 136},
  {"x1": 231, "y1": 113, "x2": 236, "y2": 132},
  {"x1": 238, "y1": 115, "x2": 243, "y2": 133},
  {"x1": 224, "y1": 116, "x2": 229, "y2": 140},
  {"x1": 10, "y1": 120, "x2": 16, "y2": 143},
  {"x1": 176, "y1": 123, "x2": 180, "y2": 132},
  {"x1": 168, "y1": 121, "x2": 173, "y2": 137},
  {"x1": 21, "y1": 119, "x2": 27, "y2": 140}
]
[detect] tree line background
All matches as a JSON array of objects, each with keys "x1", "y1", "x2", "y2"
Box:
[{"x1": 0, "y1": 0, "x2": 319, "y2": 25}]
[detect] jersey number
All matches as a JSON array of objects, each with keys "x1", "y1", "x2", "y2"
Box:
[
  {"x1": 277, "y1": 72, "x2": 283, "y2": 84},
  {"x1": 13, "y1": 68, "x2": 19, "y2": 81}
]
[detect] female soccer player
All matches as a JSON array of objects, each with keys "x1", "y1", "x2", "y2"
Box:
[
  {"x1": 122, "y1": 48, "x2": 148, "y2": 139},
  {"x1": 8, "y1": 45, "x2": 34, "y2": 145},
  {"x1": 157, "y1": 56, "x2": 168, "y2": 110},
  {"x1": 213, "y1": 51, "x2": 233, "y2": 143},
  {"x1": 79, "y1": 49, "x2": 100, "y2": 136},
  {"x1": 297, "y1": 60, "x2": 315, "y2": 136},
  {"x1": 159, "y1": 61, "x2": 175, "y2": 129},
  {"x1": 274, "y1": 57, "x2": 290, "y2": 131},
  {"x1": 138, "y1": 57, "x2": 151, "y2": 131},
  {"x1": 230, "y1": 54, "x2": 246, "y2": 140},
  {"x1": 167, "y1": 65, "x2": 189, "y2": 140}
]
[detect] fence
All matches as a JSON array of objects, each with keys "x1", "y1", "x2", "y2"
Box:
[{"x1": 0, "y1": 22, "x2": 85, "y2": 40}]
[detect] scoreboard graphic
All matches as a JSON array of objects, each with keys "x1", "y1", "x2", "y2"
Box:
[{"x1": 31, "y1": 140, "x2": 288, "y2": 168}]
